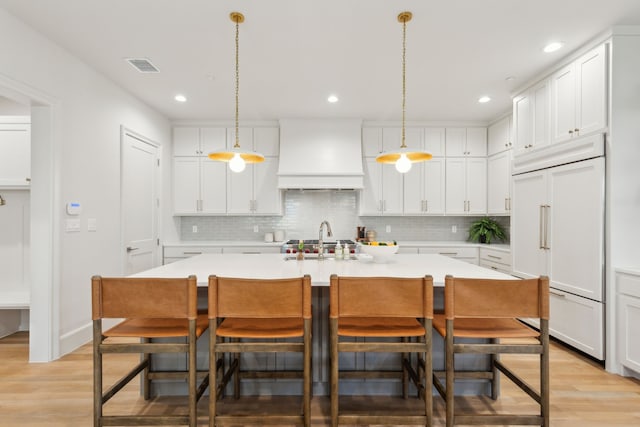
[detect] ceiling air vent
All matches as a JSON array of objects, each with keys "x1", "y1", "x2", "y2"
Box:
[{"x1": 125, "y1": 58, "x2": 160, "y2": 73}]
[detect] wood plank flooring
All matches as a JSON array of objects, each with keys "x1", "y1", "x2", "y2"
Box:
[{"x1": 1, "y1": 331, "x2": 639, "y2": 426}]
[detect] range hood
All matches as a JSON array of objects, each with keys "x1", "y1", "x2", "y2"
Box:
[{"x1": 278, "y1": 119, "x2": 364, "y2": 189}]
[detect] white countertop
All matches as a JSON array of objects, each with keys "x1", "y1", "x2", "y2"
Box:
[{"x1": 132, "y1": 253, "x2": 514, "y2": 287}]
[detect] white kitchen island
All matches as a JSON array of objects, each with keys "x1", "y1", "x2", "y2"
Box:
[{"x1": 132, "y1": 253, "x2": 516, "y2": 396}]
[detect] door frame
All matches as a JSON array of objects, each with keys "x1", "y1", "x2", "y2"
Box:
[{"x1": 119, "y1": 126, "x2": 161, "y2": 273}]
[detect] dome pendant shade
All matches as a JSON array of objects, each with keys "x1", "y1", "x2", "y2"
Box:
[
  {"x1": 208, "y1": 11, "x2": 264, "y2": 172},
  {"x1": 376, "y1": 11, "x2": 431, "y2": 173}
]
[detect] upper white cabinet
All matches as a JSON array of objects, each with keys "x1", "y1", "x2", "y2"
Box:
[
  {"x1": 403, "y1": 158, "x2": 445, "y2": 215},
  {"x1": 488, "y1": 116, "x2": 512, "y2": 156},
  {"x1": 423, "y1": 128, "x2": 446, "y2": 157},
  {"x1": 226, "y1": 127, "x2": 281, "y2": 215},
  {"x1": 0, "y1": 119, "x2": 31, "y2": 188},
  {"x1": 445, "y1": 157, "x2": 487, "y2": 215},
  {"x1": 360, "y1": 157, "x2": 404, "y2": 215},
  {"x1": 445, "y1": 127, "x2": 487, "y2": 157},
  {"x1": 172, "y1": 126, "x2": 281, "y2": 215},
  {"x1": 513, "y1": 79, "x2": 550, "y2": 155},
  {"x1": 487, "y1": 150, "x2": 512, "y2": 215},
  {"x1": 550, "y1": 44, "x2": 607, "y2": 144}
]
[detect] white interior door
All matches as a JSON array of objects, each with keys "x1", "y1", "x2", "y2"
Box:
[{"x1": 121, "y1": 127, "x2": 159, "y2": 275}]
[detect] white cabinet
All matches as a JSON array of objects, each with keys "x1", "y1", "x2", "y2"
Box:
[
  {"x1": 173, "y1": 127, "x2": 227, "y2": 214},
  {"x1": 487, "y1": 150, "x2": 512, "y2": 215},
  {"x1": 162, "y1": 245, "x2": 223, "y2": 264},
  {"x1": 418, "y1": 246, "x2": 479, "y2": 265},
  {"x1": 227, "y1": 127, "x2": 281, "y2": 215},
  {"x1": 479, "y1": 247, "x2": 511, "y2": 274},
  {"x1": 445, "y1": 127, "x2": 487, "y2": 157},
  {"x1": 361, "y1": 127, "x2": 424, "y2": 156},
  {"x1": 403, "y1": 158, "x2": 445, "y2": 215},
  {"x1": 550, "y1": 44, "x2": 607, "y2": 144},
  {"x1": 360, "y1": 157, "x2": 403, "y2": 215},
  {"x1": 488, "y1": 116, "x2": 512, "y2": 156},
  {"x1": 513, "y1": 79, "x2": 550, "y2": 155},
  {"x1": 445, "y1": 157, "x2": 486, "y2": 215},
  {"x1": 617, "y1": 270, "x2": 640, "y2": 375},
  {"x1": 512, "y1": 155, "x2": 605, "y2": 359},
  {"x1": 0, "y1": 119, "x2": 30, "y2": 188}
]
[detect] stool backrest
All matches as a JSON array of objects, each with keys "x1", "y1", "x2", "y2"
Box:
[
  {"x1": 208, "y1": 275, "x2": 312, "y2": 319},
  {"x1": 444, "y1": 275, "x2": 549, "y2": 320},
  {"x1": 329, "y1": 275, "x2": 433, "y2": 319},
  {"x1": 91, "y1": 275, "x2": 197, "y2": 320}
]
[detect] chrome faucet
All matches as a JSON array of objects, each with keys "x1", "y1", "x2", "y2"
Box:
[{"x1": 317, "y1": 220, "x2": 333, "y2": 260}]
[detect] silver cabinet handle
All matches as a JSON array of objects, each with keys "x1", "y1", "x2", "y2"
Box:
[
  {"x1": 439, "y1": 252, "x2": 458, "y2": 256},
  {"x1": 126, "y1": 246, "x2": 139, "y2": 252},
  {"x1": 183, "y1": 251, "x2": 203, "y2": 255},
  {"x1": 425, "y1": 200, "x2": 428, "y2": 212},
  {"x1": 487, "y1": 254, "x2": 501, "y2": 260},
  {"x1": 539, "y1": 205, "x2": 545, "y2": 249},
  {"x1": 550, "y1": 289, "x2": 566, "y2": 298},
  {"x1": 544, "y1": 205, "x2": 551, "y2": 249}
]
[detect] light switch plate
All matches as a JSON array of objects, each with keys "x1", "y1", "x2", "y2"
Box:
[
  {"x1": 65, "y1": 218, "x2": 81, "y2": 232},
  {"x1": 87, "y1": 218, "x2": 97, "y2": 232}
]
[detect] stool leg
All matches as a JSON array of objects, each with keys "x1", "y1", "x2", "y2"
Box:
[
  {"x1": 445, "y1": 321, "x2": 454, "y2": 427},
  {"x1": 424, "y1": 320, "x2": 433, "y2": 427},
  {"x1": 541, "y1": 319, "x2": 550, "y2": 427},
  {"x1": 402, "y1": 336, "x2": 409, "y2": 399},
  {"x1": 330, "y1": 318, "x2": 338, "y2": 427},
  {"x1": 232, "y1": 338, "x2": 240, "y2": 399},
  {"x1": 491, "y1": 338, "x2": 500, "y2": 400},
  {"x1": 209, "y1": 321, "x2": 217, "y2": 427},
  {"x1": 188, "y1": 320, "x2": 197, "y2": 427},
  {"x1": 142, "y1": 337, "x2": 151, "y2": 400},
  {"x1": 93, "y1": 320, "x2": 102, "y2": 427},
  {"x1": 304, "y1": 319, "x2": 312, "y2": 427}
]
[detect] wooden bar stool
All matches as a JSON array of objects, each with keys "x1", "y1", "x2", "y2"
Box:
[
  {"x1": 329, "y1": 274, "x2": 433, "y2": 427},
  {"x1": 208, "y1": 275, "x2": 312, "y2": 427},
  {"x1": 432, "y1": 275, "x2": 550, "y2": 426},
  {"x1": 92, "y1": 275, "x2": 209, "y2": 427}
]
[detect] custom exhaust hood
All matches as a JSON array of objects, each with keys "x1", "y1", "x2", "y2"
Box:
[{"x1": 277, "y1": 119, "x2": 364, "y2": 189}]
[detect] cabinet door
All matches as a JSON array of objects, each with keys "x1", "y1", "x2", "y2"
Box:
[
  {"x1": 362, "y1": 127, "x2": 383, "y2": 157},
  {"x1": 488, "y1": 117, "x2": 510, "y2": 156},
  {"x1": 445, "y1": 158, "x2": 466, "y2": 214},
  {"x1": 253, "y1": 157, "x2": 281, "y2": 214},
  {"x1": 445, "y1": 128, "x2": 466, "y2": 156},
  {"x1": 403, "y1": 162, "x2": 423, "y2": 215},
  {"x1": 532, "y1": 80, "x2": 550, "y2": 149},
  {"x1": 575, "y1": 44, "x2": 606, "y2": 137},
  {"x1": 513, "y1": 93, "x2": 532, "y2": 154},
  {"x1": 618, "y1": 293, "x2": 640, "y2": 372},
  {"x1": 227, "y1": 162, "x2": 253, "y2": 214},
  {"x1": 465, "y1": 157, "x2": 487, "y2": 214},
  {"x1": 551, "y1": 63, "x2": 576, "y2": 144},
  {"x1": 382, "y1": 127, "x2": 422, "y2": 152},
  {"x1": 173, "y1": 127, "x2": 201, "y2": 156},
  {"x1": 381, "y1": 164, "x2": 404, "y2": 214},
  {"x1": 511, "y1": 170, "x2": 548, "y2": 279},
  {"x1": 173, "y1": 157, "x2": 200, "y2": 213},
  {"x1": 465, "y1": 127, "x2": 487, "y2": 157},
  {"x1": 0, "y1": 123, "x2": 30, "y2": 187},
  {"x1": 547, "y1": 158, "x2": 604, "y2": 300},
  {"x1": 360, "y1": 158, "x2": 382, "y2": 215},
  {"x1": 200, "y1": 159, "x2": 227, "y2": 214},
  {"x1": 487, "y1": 151, "x2": 511, "y2": 215},
  {"x1": 424, "y1": 128, "x2": 445, "y2": 157},
  {"x1": 423, "y1": 158, "x2": 445, "y2": 214},
  {"x1": 253, "y1": 127, "x2": 280, "y2": 156},
  {"x1": 200, "y1": 127, "x2": 227, "y2": 154}
]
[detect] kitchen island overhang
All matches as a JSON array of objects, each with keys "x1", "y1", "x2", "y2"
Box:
[{"x1": 129, "y1": 253, "x2": 516, "y2": 396}]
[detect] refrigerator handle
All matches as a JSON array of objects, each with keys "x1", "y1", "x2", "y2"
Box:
[
  {"x1": 539, "y1": 205, "x2": 545, "y2": 249},
  {"x1": 544, "y1": 205, "x2": 551, "y2": 250}
]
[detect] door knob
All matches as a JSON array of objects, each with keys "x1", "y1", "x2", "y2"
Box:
[{"x1": 126, "y1": 246, "x2": 139, "y2": 252}]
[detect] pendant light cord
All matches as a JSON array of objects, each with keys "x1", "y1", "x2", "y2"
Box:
[
  {"x1": 234, "y1": 17, "x2": 240, "y2": 149},
  {"x1": 401, "y1": 16, "x2": 407, "y2": 149}
]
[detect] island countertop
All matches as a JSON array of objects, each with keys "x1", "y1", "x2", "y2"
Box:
[{"x1": 131, "y1": 253, "x2": 514, "y2": 286}]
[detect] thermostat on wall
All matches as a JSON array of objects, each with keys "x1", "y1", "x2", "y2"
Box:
[{"x1": 66, "y1": 202, "x2": 82, "y2": 215}]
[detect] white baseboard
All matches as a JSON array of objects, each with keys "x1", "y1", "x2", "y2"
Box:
[{"x1": 59, "y1": 322, "x2": 92, "y2": 357}]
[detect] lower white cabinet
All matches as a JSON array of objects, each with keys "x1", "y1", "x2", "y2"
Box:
[
  {"x1": 617, "y1": 270, "x2": 640, "y2": 375},
  {"x1": 479, "y1": 247, "x2": 511, "y2": 274},
  {"x1": 163, "y1": 245, "x2": 223, "y2": 265},
  {"x1": 418, "y1": 246, "x2": 479, "y2": 265},
  {"x1": 221, "y1": 246, "x2": 281, "y2": 254}
]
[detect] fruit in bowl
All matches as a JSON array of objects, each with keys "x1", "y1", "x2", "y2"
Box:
[{"x1": 358, "y1": 241, "x2": 399, "y2": 263}]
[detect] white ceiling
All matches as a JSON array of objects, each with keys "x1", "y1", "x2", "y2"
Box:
[{"x1": 2, "y1": 0, "x2": 640, "y2": 124}]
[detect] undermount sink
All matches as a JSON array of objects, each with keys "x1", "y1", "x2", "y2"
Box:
[{"x1": 283, "y1": 254, "x2": 356, "y2": 261}]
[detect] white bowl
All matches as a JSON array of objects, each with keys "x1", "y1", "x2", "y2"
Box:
[{"x1": 358, "y1": 244, "x2": 399, "y2": 263}]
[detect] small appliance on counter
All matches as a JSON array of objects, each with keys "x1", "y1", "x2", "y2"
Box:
[
  {"x1": 356, "y1": 226, "x2": 366, "y2": 242},
  {"x1": 366, "y1": 230, "x2": 377, "y2": 242},
  {"x1": 282, "y1": 239, "x2": 357, "y2": 255}
]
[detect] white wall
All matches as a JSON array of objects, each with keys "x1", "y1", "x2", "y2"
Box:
[{"x1": 0, "y1": 8, "x2": 171, "y2": 360}]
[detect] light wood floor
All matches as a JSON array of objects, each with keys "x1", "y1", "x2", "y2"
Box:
[{"x1": 1, "y1": 331, "x2": 639, "y2": 426}]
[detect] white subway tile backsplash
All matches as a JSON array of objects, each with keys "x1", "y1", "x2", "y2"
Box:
[{"x1": 179, "y1": 191, "x2": 510, "y2": 243}]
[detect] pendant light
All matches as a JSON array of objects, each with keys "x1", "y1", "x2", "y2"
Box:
[
  {"x1": 208, "y1": 12, "x2": 264, "y2": 172},
  {"x1": 376, "y1": 11, "x2": 432, "y2": 173}
]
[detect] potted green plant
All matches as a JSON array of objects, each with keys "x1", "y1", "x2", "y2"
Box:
[{"x1": 468, "y1": 217, "x2": 507, "y2": 244}]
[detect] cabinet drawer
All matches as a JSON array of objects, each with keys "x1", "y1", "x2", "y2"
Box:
[
  {"x1": 479, "y1": 247, "x2": 511, "y2": 265},
  {"x1": 222, "y1": 246, "x2": 281, "y2": 254},
  {"x1": 418, "y1": 246, "x2": 478, "y2": 259},
  {"x1": 479, "y1": 259, "x2": 512, "y2": 275},
  {"x1": 398, "y1": 246, "x2": 419, "y2": 254},
  {"x1": 618, "y1": 270, "x2": 640, "y2": 299},
  {"x1": 163, "y1": 246, "x2": 223, "y2": 258},
  {"x1": 549, "y1": 289, "x2": 604, "y2": 360}
]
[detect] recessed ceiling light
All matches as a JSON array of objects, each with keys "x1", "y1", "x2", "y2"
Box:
[
  {"x1": 543, "y1": 42, "x2": 564, "y2": 53},
  {"x1": 327, "y1": 95, "x2": 339, "y2": 103},
  {"x1": 478, "y1": 96, "x2": 491, "y2": 103},
  {"x1": 174, "y1": 94, "x2": 187, "y2": 102}
]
